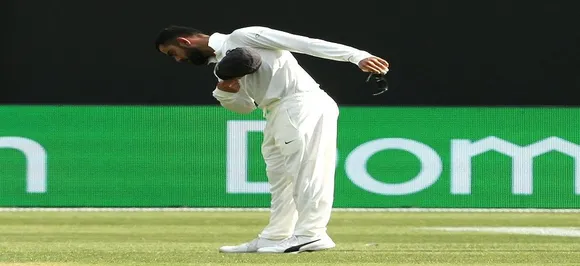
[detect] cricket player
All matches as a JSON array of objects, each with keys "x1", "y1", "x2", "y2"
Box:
[{"x1": 154, "y1": 25, "x2": 389, "y2": 253}]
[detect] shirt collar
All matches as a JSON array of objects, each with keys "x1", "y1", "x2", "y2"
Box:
[{"x1": 207, "y1": 32, "x2": 229, "y2": 64}]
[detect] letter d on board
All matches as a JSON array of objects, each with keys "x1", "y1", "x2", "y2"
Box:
[{"x1": 226, "y1": 121, "x2": 270, "y2": 193}]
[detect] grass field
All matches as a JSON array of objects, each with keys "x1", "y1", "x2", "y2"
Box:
[{"x1": 0, "y1": 211, "x2": 579, "y2": 265}]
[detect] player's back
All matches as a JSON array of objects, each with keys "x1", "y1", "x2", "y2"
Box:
[
  {"x1": 217, "y1": 30, "x2": 321, "y2": 108},
  {"x1": 238, "y1": 47, "x2": 321, "y2": 108}
]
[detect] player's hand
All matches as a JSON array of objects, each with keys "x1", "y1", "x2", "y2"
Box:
[
  {"x1": 359, "y1": 56, "x2": 390, "y2": 74},
  {"x1": 217, "y1": 79, "x2": 240, "y2": 93}
]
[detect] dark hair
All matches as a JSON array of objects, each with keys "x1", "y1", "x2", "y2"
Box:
[{"x1": 154, "y1": 25, "x2": 203, "y2": 52}]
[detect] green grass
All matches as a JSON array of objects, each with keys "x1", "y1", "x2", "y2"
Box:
[{"x1": 0, "y1": 211, "x2": 579, "y2": 265}]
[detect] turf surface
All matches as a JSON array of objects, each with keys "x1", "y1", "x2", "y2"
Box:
[{"x1": 0, "y1": 211, "x2": 579, "y2": 265}]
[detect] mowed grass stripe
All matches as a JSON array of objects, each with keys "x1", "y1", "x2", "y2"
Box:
[{"x1": 0, "y1": 212, "x2": 579, "y2": 265}]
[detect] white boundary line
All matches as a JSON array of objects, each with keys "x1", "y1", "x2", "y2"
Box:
[
  {"x1": 424, "y1": 227, "x2": 580, "y2": 237},
  {"x1": 0, "y1": 208, "x2": 579, "y2": 213}
]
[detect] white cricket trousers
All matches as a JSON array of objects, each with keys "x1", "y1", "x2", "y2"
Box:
[{"x1": 258, "y1": 89, "x2": 339, "y2": 239}]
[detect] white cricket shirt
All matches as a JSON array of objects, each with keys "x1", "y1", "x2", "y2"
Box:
[{"x1": 208, "y1": 26, "x2": 373, "y2": 114}]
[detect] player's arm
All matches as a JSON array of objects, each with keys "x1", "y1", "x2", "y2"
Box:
[
  {"x1": 212, "y1": 80, "x2": 256, "y2": 114},
  {"x1": 229, "y1": 26, "x2": 389, "y2": 73}
]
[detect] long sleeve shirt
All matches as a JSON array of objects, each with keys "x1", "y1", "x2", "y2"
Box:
[{"x1": 209, "y1": 26, "x2": 373, "y2": 114}]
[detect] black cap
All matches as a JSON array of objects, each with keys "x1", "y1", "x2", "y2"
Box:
[{"x1": 215, "y1": 47, "x2": 262, "y2": 80}]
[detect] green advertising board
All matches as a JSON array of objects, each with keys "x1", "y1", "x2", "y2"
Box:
[{"x1": 1, "y1": 106, "x2": 579, "y2": 208}]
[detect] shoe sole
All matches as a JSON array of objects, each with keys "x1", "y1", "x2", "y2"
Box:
[
  {"x1": 219, "y1": 247, "x2": 258, "y2": 253},
  {"x1": 299, "y1": 243, "x2": 336, "y2": 252},
  {"x1": 219, "y1": 250, "x2": 257, "y2": 253},
  {"x1": 256, "y1": 243, "x2": 336, "y2": 254}
]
